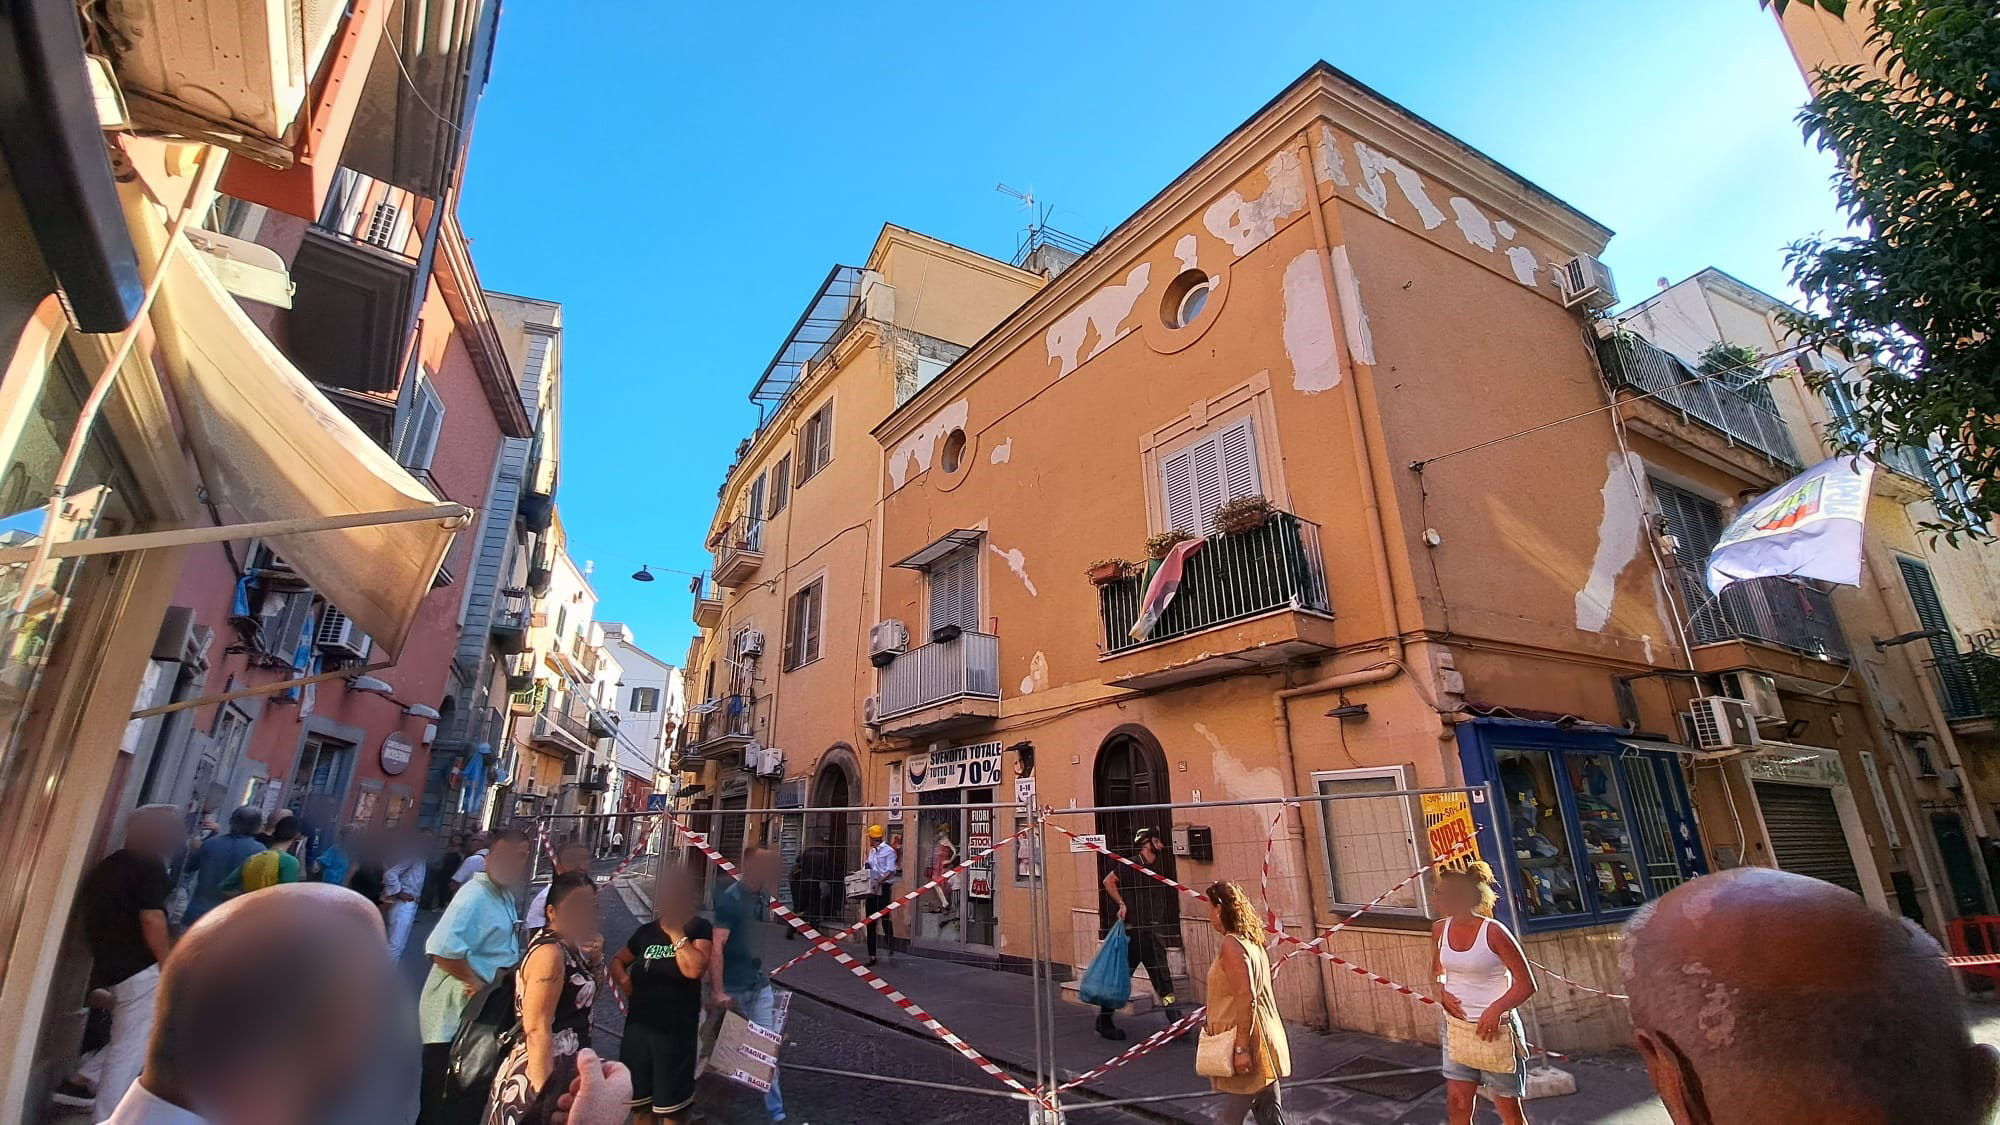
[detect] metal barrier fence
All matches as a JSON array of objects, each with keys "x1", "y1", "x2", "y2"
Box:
[{"x1": 529, "y1": 786, "x2": 1597, "y2": 1121}]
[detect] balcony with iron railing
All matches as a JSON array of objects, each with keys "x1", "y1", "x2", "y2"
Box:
[
  {"x1": 433, "y1": 705, "x2": 501, "y2": 751},
  {"x1": 1682, "y1": 571, "x2": 1852, "y2": 678},
  {"x1": 1932, "y1": 650, "x2": 2000, "y2": 728},
  {"x1": 1096, "y1": 512, "x2": 1336, "y2": 688},
  {"x1": 491, "y1": 592, "x2": 530, "y2": 654},
  {"x1": 876, "y1": 631, "x2": 1001, "y2": 738},
  {"x1": 712, "y1": 515, "x2": 765, "y2": 588},
  {"x1": 687, "y1": 695, "x2": 756, "y2": 753},
  {"x1": 692, "y1": 575, "x2": 724, "y2": 630},
  {"x1": 1599, "y1": 334, "x2": 1800, "y2": 479},
  {"x1": 531, "y1": 696, "x2": 598, "y2": 754}
]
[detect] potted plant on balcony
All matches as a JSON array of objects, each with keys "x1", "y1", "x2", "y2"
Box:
[
  {"x1": 1145, "y1": 529, "x2": 1194, "y2": 560},
  {"x1": 1085, "y1": 558, "x2": 1134, "y2": 586},
  {"x1": 1212, "y1": 494, "x2": 1276, "y2": 535}
]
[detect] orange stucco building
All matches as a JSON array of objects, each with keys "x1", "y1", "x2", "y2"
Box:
[{"x1": 679, "y1": 63, "x2": 1976, "y2": 1051}]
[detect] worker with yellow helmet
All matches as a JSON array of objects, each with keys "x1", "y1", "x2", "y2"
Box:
[{"x1": 864, "y1": 823, "x2": 901, "y2": 964}]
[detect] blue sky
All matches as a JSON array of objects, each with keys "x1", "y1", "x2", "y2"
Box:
[{"x1": 456, "y1": 1, "x2": 1845, "y2": 665}]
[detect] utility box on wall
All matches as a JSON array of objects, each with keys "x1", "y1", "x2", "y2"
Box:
[{"x1": 1172, "y1": 824, "x2": 1214, "y2": 862}]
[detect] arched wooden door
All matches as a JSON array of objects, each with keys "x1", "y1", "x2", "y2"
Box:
[{"x1": 1094, "y1": 727, "x2": 1181, "y2": 943}]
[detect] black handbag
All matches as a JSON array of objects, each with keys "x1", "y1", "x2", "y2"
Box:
[{"x1": 445, "y1": 965, "x2": 521, "y2": 1098}]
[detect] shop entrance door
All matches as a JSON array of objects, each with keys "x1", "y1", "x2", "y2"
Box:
[{"x1": 912, "y1": 787, "x2": 998, "y2": 948}]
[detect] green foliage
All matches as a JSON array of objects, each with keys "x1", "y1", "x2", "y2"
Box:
[
  {"x1": 1697, "y1": 343, "x2": 1765, "y2": 385},
  {"x1": 1780, "y1": 0, "x2": 1999, "y2": 537}
]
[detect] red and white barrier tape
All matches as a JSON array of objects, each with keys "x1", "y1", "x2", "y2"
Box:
[
  {"x1": 1057, "y1": 1005, "x2": 1209, "y2": 1091},
  {"x1": 605, "y1": 814, "x2": 662, "y2": 880},
  {"x1": 1947, "y1": 953, "x2": 2000, "y2": 968},
  {"x1": 1259, "y1": 806, "x2": 1290, "y2": 939},
  {"x1": 660, "y1": 814, "x2": 1048, "y2": 1107},
  {"x1": 534, "y1": 820, "x2": 560, "y2": 870},
  {"x1": 1053, "y1": 823, "x2": 1566, "y2": 1058},
  {"x1": 1529, "y1": 961, "x2": 1628, "y2": 1000},
  {"x1": 770, "y1": 828, "x2": 1029, "y2": 976},
  {"x1": 1274, "y1": 861, "x2": 1437, "y2": 976}
]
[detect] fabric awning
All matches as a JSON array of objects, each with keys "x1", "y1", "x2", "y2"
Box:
[
  {"x1": 147, "y1": 236, "x2": 467, "y2": 658},
  {"x1": 1618, "y1": 737, "x2": 1698, "y2": 755}
]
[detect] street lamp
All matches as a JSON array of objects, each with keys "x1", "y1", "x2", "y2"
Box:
[{"x1": 631, "y1": 565, "x2": 656, "y2": 582}]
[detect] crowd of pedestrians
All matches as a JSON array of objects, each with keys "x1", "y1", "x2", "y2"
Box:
[{"x1": 50, "y1": 799, "x2": 2000, "y2": 1125}]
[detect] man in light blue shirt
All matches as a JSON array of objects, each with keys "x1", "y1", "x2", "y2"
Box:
[{"x1": 417, "y1": 827, "x2": 530, "y2": 1121}]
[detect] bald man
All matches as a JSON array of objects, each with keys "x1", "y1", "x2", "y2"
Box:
[
  {"x1": 100, "y1": 883, "x2": 393, "y2": 1125},
  {"x1": 1622, "y1": 867, "x2": 2000, "y2": 1124}
]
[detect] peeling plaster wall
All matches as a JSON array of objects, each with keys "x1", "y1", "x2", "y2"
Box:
[
  {"x1": 1575, "y1": 452, "x2": 1649, "y2": 633},
  {"x1": 887, "y1": 397, "x2": 969, "y2": 489},
  {"x1": 1282, "y1": 249, "x2": 1342, "y2": 394},
  {"x1": 1044, "y1": 263, "x2": 1152, "y2": 379}
]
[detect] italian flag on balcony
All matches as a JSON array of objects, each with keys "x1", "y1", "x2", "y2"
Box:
[
  {"x1": 1131, "y1": 536, "x2": 1208, "y2": 642},
  {"x1": 1705, "y1": 456, "x2": 1874, "y2": 594}
]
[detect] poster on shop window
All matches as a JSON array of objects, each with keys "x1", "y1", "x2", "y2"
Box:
[
  {"x1": 968, "y1": 806, "x2": 994, "y2": 900},
  {"x1": 904, "y1": 740, "x2": 1005, "y2": 793}
]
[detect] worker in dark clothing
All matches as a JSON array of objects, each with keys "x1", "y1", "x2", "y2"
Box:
[{"x1": 1097, "y1": 827, "x2": 1180, "y2": 1040}]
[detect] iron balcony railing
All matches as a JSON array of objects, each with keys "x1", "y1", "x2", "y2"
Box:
[
  {"x1": 1680, "y1": 571, "x2": 1850, "y2": 661},
  {"x1": 434, "y1": 705, "x2": 502, "y2": 750},
  {"x1": 689, "y1": 695, "x2": 755, "y2": 747},
  {"x1": 1932, "y1": 651, "x2": 2000, "y2": 721},
  {"x1": 1599, "y1": 335, "x2": 1800, "y2": 468},
  {"x1": 1099, "y1": 512, "x2": 1331, "y2": 655},
  {"x1": 878, "y1": 631, "x2": 1001, "y2": 721}
]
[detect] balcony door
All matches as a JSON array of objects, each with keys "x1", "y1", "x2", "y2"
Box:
[
  {"x1": 927, "y1": 547, "x2": 980, "y2": 642},
  {"x1": 1161, "y1": 417, "x2": 1260, "y2": 536}
]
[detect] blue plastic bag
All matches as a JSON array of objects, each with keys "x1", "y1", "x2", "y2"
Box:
[{"x1": 1078, "y1": 921, "x2": 1132, "y2": 1008}]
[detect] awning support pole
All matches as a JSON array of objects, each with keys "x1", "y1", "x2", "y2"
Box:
[
  {"x1": 130, "y1": 659, "x2": 396, "y2": 719},
  {"x1": 0, "y1": 502, "x2": 471, "y2": 564}
]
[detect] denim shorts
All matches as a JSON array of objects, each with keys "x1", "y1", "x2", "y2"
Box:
[{"x1": 1439, "y1": 1014, "x2": 1526, "y2": 1098}]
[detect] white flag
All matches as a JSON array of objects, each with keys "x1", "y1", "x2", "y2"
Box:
[{"x1": 1706, "y1": 457, "x2": 1875, "y2": 594}]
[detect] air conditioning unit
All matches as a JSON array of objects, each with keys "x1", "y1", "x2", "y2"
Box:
[
  {"x1": 103, "y1": 0, "x2": 350, "y2": 145},
  {"x1": 1720, "y1": 671, "x2": 1785, "y2": 724},
  {"x1": 314, "y1": 607, "x2": 372, "y2": 660},
  {"x1": 1688, "y1": 697, "x2": 1762, "y2": 753},
  {"x1": 257, "y1": 589, "x2": 316, "y2": 660},
  {"x1": 869, "y1": 620, "x2": 910, "y2": 666},
  {"x1": 862, "y1": 695, "x2": 880, "y2": 727},
  {"x1": 752, "y1": 746, "x2": 786, "y2": 779},
  {"x1": 1560, "y1": 254, "x2": 1618, "y2": 312},
  {"x1": 737, "y1": 629, "x2": 766, "y2": 658}
]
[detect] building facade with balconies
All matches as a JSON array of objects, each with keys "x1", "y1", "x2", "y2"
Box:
[
  {"x1": 857, "y1": 64, "x2": 1959, "y2": 1051},
  {"x1": 678, "y1": 227, "x2": 1042, "y2": 868}
]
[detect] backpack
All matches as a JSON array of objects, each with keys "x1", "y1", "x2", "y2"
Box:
[{"x1": 445, "y1": 966, "x2": 520, "y2": 1099}]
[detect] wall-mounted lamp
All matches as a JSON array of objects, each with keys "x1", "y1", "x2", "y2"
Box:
[
  {"x1": 350, "y1": 676, "x2": 394, "y2": 695},
  {"x1": 1326, "y1": 697, "x2": 1369, "y2": 720},
  {"x1": 404, "y1": 703, "x2": 441, "y2": 720},
  {"x1": 1873, "y1": 628, "x2": 1945, "y2": 652},
  {"x1": 1783, "y1": 717, "x2": 1812, "y2": 741}
]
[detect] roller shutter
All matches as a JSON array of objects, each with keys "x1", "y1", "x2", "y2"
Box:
[{"x1": 1754, "y1": 782, "x2": 1863, "y2": 894}]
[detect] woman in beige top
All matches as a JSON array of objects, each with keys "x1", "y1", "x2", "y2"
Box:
[{"x1": 1202, "y1": 882, "x2": 1291, "y2": 1124}]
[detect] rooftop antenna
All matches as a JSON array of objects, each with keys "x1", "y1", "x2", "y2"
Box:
[{"x1": 996, "y1": 183, "x2": 1055, "y2": 256}]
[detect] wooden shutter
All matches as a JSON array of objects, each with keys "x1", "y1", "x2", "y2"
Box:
[
  {"x1": 804, "y1": 581, "x2": 822, "y2": 662},
  {"x1": 1161, "y1": 449, "x2": 1197, "y2": 534},
  {"x1": 815, "y1": 400, "x2": 834, "y2": 472},
  {"x1": 771, "y1": 455, "x2": 792, "y2": 513},
  {"x1": 1898, "y1": 556, "x2": 1976, "y2": 713},
  {"x1": 929, "y1": 550, "x2": 977, "y2": 637},
  {"x1": 782, "y1": 590, "x2": 800, "y2": 669},
  {"x1": 1160, "y1": 420, "x2": 1263, "y2": 535}
]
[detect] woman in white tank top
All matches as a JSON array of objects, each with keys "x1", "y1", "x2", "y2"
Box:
[{"x1": 1431, "y1": 861, "x2": 1536, "y2": 1125}]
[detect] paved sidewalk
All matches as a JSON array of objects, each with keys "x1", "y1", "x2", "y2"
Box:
[{"x1": 773, "y1": 945, "x2": 1672, "y2": 1124}]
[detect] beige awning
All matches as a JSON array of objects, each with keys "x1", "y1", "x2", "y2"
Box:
[
  {"x1": 144, "y1": 231, "x2": 466, "y2": 658},
  {"x1": 149, "y1": 240, "x2": 464, "y2": 652}
]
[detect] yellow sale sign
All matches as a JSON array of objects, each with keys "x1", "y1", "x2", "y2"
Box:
[{"x1": 1421, "y1": 793, "x2": 1481, "y2": 869}]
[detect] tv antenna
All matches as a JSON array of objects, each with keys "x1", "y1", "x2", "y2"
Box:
[{"x1": 997, "y1": 182, "x2": 1055, "y2": 231}]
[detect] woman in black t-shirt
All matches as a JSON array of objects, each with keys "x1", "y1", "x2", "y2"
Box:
[{"x1": 611, "y1": 869, "x2": 713, "y2": 1122}]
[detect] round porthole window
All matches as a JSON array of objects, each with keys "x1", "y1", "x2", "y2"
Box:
[
  {"x1": 940, "y1": 428, "x2": 967, "y2": 474},
  {"x1": 1163, "y1": 269, "x2": 1214, "y2": 328}
]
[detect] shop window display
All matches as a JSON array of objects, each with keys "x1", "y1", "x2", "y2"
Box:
[
  {"x1": 1566, "y1": 752, "x2": 1647, "y2": 910},
  {"x1": 1497, "y1": 750, "x2": 1584, "y2": 919}
]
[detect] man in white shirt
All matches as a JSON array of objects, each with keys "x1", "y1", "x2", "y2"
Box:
[
  {"x1": 864, "y1": 824, "x2": 900, "y2": 966},
  {"x1": 381, "y1": 829, "x2": 428, "y2": 960},
  {"x1": 450, "y1": 831, "x2": 489, "y2": 889},
  {"x1": 525, "y1": 841, "x2": 592, "y2": 930}
]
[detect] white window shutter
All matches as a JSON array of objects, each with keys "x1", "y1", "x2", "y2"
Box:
[
  {"x1": 1162, "y1": 449, "x2": 1197, "y2": 533},
  {"x1": 1189, "y1": 437, "x2": 1225, "y2": 533},
  {"x1": 1218, "y1": 419, "x2": 1260, "y2": 504}
]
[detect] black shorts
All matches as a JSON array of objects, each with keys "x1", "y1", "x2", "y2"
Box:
[{"x1": 622, "y1": 1020, "x2": 700, "y2": 1116}]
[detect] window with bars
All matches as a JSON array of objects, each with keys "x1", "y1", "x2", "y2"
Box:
[
  {"x1": 1649, "y1": 478, "x2": 1728, "y2": 643},
  {"x1": 362, "y1": 200, "x2": 401, "y2": 248},
  {"x1": 797, "y1": 402, "x2": 834, "y2": 484},
  {"x1": 770, "y1": 454, "x2": 792, "y2": 515},
  {"x1": 394, "y1": 369, "x2": 446, "y2": 470},
  {"x1": 927, "y1": 548, "x2": 980, "y2": 640},
  {"x1": 1160, "y1": 418, "x2": 1260, "y2": 535},
  {"x1": 783, "y1": 580, "x2": 823, "y2": 670}
]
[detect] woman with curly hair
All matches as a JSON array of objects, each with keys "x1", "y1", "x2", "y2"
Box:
[
  {"x1": 1432, "y1": 860, "x2": 1535, "y2": 1125},
  {"x1": 1202, "y1": 881, "x2": 1290, "y2": 1124},
  {"x1": 486, "y1": 871, "x2": 599, "y2": 1125}
]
